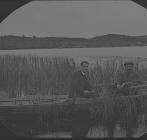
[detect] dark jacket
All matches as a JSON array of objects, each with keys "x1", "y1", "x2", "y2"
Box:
[{"x1": 69, "y1": 70, "x2": 91, "y2": 98}]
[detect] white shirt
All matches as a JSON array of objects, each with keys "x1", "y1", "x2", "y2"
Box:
[{"x1": 81, "y1": 71, "x2": 86, "y2": 75}]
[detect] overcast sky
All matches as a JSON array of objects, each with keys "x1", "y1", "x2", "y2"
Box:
[{"x1": 1, "y1": 1, "x2": 147, "y2": 38}]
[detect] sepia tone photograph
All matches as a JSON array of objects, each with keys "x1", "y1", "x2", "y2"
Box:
[{"x1": 0, "y1": 0, "x2": 147, "y2": 139}]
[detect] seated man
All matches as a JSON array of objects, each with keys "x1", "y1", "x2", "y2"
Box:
[
  {"x1": 69, "y1": 60, "x2": 96, "y2": 100},
  {"x1": 116, "y1": 61, "x2": 144, "y2": 96}
]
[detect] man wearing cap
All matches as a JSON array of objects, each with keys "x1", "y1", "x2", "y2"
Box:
[{"x1": 116, "y1": 61, "x2": 143, "y2": 96}]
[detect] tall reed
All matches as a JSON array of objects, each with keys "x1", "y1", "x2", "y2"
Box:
[{"x1": 0, "y1": 55, "x2": 76, "y2": 97}]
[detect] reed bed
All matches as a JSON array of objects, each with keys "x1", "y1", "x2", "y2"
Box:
[
  {"x1": 0, "y1": 55, "x2": 147, "y2": 137},
  {"x1": 0, "y1": 55, "x2": 147, "y2": 98},
  {"x1": 90, "y1": 95, "x2": 147, "y2": 137},
  {"x1": 0, "y1": 55, "x2": 76, "y2": 98}
]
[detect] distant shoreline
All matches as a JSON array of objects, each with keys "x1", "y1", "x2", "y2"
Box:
[
  {"x1": 0, "y1": 34, "x2": 147, "y2": 50},
  {"x1": 0, "y1": 47, "x2": 147, "y2": 59},
  {"x1": 0, "y1": 45, "x2": 145, "y2": 51}
]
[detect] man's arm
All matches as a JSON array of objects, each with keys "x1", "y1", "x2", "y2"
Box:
[{"x1": 115, "y1": 72, "x2": 126, "y2": 89}]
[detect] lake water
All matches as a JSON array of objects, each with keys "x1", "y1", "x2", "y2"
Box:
[{"x1": 0, "y1": 46, "x2": 147, "y2": 58}]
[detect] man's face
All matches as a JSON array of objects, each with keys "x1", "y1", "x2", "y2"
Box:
[
  {"x1": 125, "y1": 64, "x2": 134, "y2": 72},
  {"x1": 81, "y1": 63, "x2": 89, "y2": 74}
]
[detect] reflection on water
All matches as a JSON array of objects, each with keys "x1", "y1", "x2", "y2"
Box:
[
  {"x1": 36, "y1": 123, "x2": 146, "y2": 138},
  {"x1": 0, "y1": 104, "x2": 147, "y2": 138},
  {"x1": 37, "y1": 124, "x2": 146, "y2": 138}
]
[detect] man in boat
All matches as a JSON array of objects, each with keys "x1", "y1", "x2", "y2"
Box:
[
  {"x1": 69, "y1": 60, "x2": 96, "y2": 138},
  {"x1": 69, "y1": 60, "x2": 96, "y2": 100},
  {"x1": 116, "y1": 61, "x2": 144, "y2": 96}
]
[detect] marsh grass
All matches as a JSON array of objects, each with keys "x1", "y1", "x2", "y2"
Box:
[
  {"x1": 0, "y1": 55, "x2": 147, "y2": 137},
  {"x1": 0, "y1": 55, "x2": 76, "y2": 97},
  {"x1": 33, "y1": 94, "x2": 147, "y2": 138}
]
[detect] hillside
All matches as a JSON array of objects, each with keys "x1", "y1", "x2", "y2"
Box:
[{"x1": 0, "y1": 34, "x2": 147, "y2": 50}]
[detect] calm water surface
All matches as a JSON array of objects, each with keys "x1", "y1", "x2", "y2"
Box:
[{"x1": 0, "y1": 47, "x2": 147, "y2": 58}]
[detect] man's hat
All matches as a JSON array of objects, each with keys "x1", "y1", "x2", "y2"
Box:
[{"x1": 124, "y1": 61, "x2": 134, "y2": 66}]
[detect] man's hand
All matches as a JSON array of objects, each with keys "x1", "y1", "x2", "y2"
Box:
[
  {"x1": 83, "y1": 90, "x2": 98, "y2": 98},
  {"x1": 84, "y1": 90, "x2": 96, "y2": 94},
  {"x1": 117, "y1": 83, "x2": 126, "y2": 89},
  {"x1": 83, "y1": 90, "x2": 91, "y2": 94}
]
